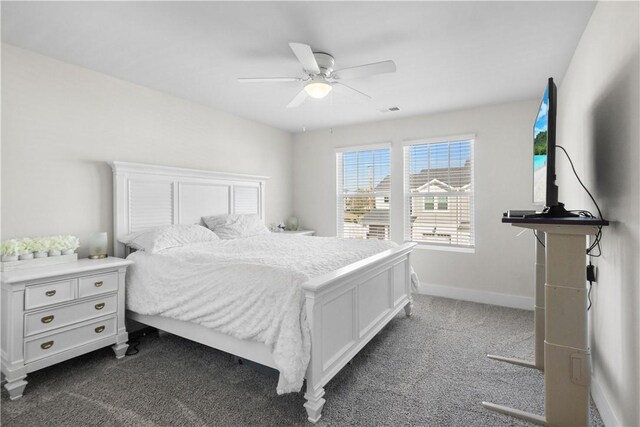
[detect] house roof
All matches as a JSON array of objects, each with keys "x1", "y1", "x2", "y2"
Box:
[
  {"x1": 415, "y1": 178, "x2": 453, "y2": 193},
  {"x1": 373, "y1": 175, "x2": 391, "y2": 192},
  {"x1": 374, "y1": 161, "x2": 471, "y2": 192}
]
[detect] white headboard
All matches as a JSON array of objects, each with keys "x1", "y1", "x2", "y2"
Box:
[{"x1": 110, "y1": 161, "x2": 268, "y2": 258}]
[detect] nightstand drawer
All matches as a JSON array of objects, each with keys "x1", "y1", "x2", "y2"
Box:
[
  {"x1": 78, "y1": 272, "x2": 117, "y2": 298},
  {"x1": 24, "y1": 294, "x2": 117, "y2": 337},
  {"x1": 24, "y1": 316, "x2": 116, "y2": 364},
  {"x1": 24, "y1": 280, "x2": 75, "y2": 310}
]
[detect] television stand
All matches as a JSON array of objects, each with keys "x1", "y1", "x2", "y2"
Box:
[
  {"x1": 483, "y1": 216, "x2": 608, "y2": 426},
  {"x1": 487, "y1": 231, "x2": 545, "y2": 370}
]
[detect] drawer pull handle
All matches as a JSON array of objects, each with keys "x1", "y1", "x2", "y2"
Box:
[
  {"x1": 45, "y1": 290, "x2": 56, "y2": 297},
  {"x1": 95, "y1": 303, "x2": 105, "y2": 310},
  {"x1": 41, "y1": 315, "x2": 55, "y2": 324},
  {"x1": 95, "y1": 326, "x2": 105, "y2": 333},
  {"x1": 40, "y1": 341, "x2": 54, "y2": 350},
  {"x1": 94, "y1": 281, "x2": 103, "y2": 287}
]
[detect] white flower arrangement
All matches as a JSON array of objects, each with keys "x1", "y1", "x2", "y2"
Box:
[
  {"x1": 1, "y1": 240, "x2": 21, "y2": 257},
  {"x1": 61, "y1": 235, "x2": 80, "y2": 251},
  {"x1": 19, "y1": 238, "x2": 35, "y2": 255},
  {"x1": 48, "y1": 237, "x2": 65, "y2": 251},
  {"x1": 1, "y1": 235, "x2": 80, "y2": 263},
  {"x1": 31, "y1": 238, "x2": 49, "y2": 253}
]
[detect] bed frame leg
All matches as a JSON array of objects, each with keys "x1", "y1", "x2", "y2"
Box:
[
  {"x1": 157, "y1": 329, "x2": 171, "y2": 338},
  {"x1": 404, "y1": 299, "x2": 414, "y2": 317},
  {"x1": 304, "y1": 387, "x2": 326, "y2": 423}
]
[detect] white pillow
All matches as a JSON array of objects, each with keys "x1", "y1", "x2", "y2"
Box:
[
  {"x1": 202, "y1": 214, "x2": 269, "y2": 239},
  {"x1": 119, "y1": 224, "x2": 219, "y2": 253}
]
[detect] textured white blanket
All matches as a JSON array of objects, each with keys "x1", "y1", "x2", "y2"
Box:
[{"x1": 126, "y1": 234, "x2": 407, "y2": 394}]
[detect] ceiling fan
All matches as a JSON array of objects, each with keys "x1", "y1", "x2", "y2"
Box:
[{"x1": 238, "y1": 42, "x2": 396, "y2": 108}]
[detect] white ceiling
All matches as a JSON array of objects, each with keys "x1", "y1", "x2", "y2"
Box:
[{"x1": 2, "y1": 1, "x2": 595, "y2": 133}]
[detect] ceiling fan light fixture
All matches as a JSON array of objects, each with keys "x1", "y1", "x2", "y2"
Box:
[{"x1": 304, "y1": 80, "x2": 332, "y2": 99}]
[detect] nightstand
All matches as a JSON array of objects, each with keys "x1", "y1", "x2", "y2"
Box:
[
  {"x1": 1, "y1": 257, "x2": 132, "y2": 400},
  {"x1": 278, "y1": 230, "x2": 315, "y2": 236}
]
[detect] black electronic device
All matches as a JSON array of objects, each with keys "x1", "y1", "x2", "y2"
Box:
[
  {"x1": 503, "y1": 210, "x2": 537, "y2": 218},
  {"x1": 531, "y1": 77, "x2": 576, "y2": 218}
]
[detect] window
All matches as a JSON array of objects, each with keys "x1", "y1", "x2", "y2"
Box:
[
  {"x1": 424, "y1": 197, "x2": 434, "y2": 210},
  {"x1": 424, "y1": 196, "x2": 449, "y2": 210},
  {"x1": 404, "y1": 136, "x2": 474, "y2": 248},
  {"x1": 337, "y1": 145, "x2": 391, "y2": 240}
]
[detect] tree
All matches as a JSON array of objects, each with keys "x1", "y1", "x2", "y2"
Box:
[{"x1": 534, "y1": 130, "x2": 547, "y2": 155}]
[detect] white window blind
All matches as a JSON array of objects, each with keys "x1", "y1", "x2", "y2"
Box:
[
  {"x1": 404, "y1": 138, "x2": 474, "y2": 247},
  {"x1": 336, "y1": 146, "x2": 391, "y2": 240},
  {"x1": 233, "y1": 185, "x2": 259, "y2": 215},
  {"x1": 129, "y1": 181, "x2": 174, "y2": 233}
]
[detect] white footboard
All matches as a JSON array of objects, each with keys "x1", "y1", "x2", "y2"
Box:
[
  {"x1": 302, "y1": 242, "x2": 416, "y2": 422},
  {"x1": 126, "y1": 242, "x2": 416, "y2": 424}
]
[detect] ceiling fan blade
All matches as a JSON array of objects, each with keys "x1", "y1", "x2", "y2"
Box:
[
  {"x1": 333, "y1": 60, "x2": 396, "y2": 80},
  {"x1": 289, "y1": 42, "x2": 320, "y2": 74},
  {"x1": 286, "y1": 89, "x2": 308, "y2": 108},
  {"x1": 238, "y1": 77, "x2": 302, "y2": 83},
  {"x1": 333, "y1": 82, "x2": 372, "y2": 100}
]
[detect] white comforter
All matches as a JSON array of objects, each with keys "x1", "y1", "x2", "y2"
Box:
[{"x1": 126, "y1": 234, "x2": 408, "y2": 394}]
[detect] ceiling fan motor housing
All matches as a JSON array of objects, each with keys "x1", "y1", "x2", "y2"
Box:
[{"x1": 313, "y1": 52, "x2": 335, "y2": 76}]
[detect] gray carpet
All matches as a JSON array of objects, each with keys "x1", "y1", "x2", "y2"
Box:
[{"x1": 1, "y1": 295, "x2": 604, "y2": 426}]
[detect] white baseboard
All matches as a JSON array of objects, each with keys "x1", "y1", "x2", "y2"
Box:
[
  {"x1": 591, "y1": 375, "x2": 621, "y2": 427},
  {"x1": 416, "y1": 283, "x2": 534, "y2": 311}
]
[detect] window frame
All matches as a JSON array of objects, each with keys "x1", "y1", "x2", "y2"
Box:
[
  {"x1": 403, "y1": 134, "x2": 475, "y2": 252},
  {"x1": 336, "y1": 143, "x2": 392, "y2": 240}
]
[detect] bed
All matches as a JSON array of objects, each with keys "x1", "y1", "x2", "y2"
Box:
[{"x1": 111, "y1": 161, "x2": 416, "y2": 423}]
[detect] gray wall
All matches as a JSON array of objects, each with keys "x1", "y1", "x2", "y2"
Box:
[
  {"x1": 555, "y1": 2, "x2": 639, "y2": 425},
  {"x1": 1, "y1": 45, "x2": 294, "y2": 257},
  {"x1": 293, "y1": 100, "x2": 540, "y2": 305}
]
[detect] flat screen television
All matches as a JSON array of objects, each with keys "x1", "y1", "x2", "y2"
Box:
[
  {"x1": 532, "y1": 78, "x2": 575, "y2": 217},
  {"x1": 533, "y1": 77, "x2": 558, "y2": 207}
]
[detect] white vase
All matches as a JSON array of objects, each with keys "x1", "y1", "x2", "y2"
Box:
[
  {"x1": 34, "y1": 251, "x2": 48, "y2": 258},
  {"x1": 19, "y1": 252, "x2": 34, "y2": 260},
  {"x1": 49, "y1": 249, "x2": 62, "y2": 257},
  {"x1": 2, "y1": 254, "x2": 18, "y2": 262},
  {"x1": 61, "y1": 249, "x2": 75, "y2": 255}
]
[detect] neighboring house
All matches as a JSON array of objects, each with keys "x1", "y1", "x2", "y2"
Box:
[
  {"x1": 409, "y1": 178, "x2": 472, "y2": 245},
  {"x1": 360, "y1": 209, "x2": 390, "y2": 240},
  {"x1": 358, "y1": 162, "x2": 471, "y2": 242},
  {"x1": 373, "y1": 175, "x2": 391, "y2": 210}
]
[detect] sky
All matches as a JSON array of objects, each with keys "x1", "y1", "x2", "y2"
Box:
[
  {"x1": 342, "y1": 149, "x2": 390, "y2": 192},
  {"x1": 534, "y1": 86, "x2": 549, "y2": 137}
]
